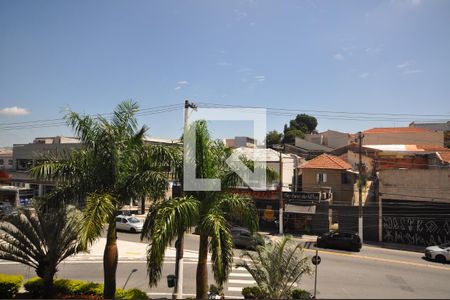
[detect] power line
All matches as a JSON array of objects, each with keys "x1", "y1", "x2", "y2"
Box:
[
  {"x1": 0, "y1": 104, "x2": 184, "y2": 130},
  {"x1": 197, "y1": 102, "x2": 450, "y2": 122}
]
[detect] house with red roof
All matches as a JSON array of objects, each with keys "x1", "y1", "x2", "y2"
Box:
[{"x1": 300, "y1": 153, "x2": 356, "y2": 204}]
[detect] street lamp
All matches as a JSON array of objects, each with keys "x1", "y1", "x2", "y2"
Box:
[{"x1": 123, "y1": 268, "x2": 138, "y2": 290}]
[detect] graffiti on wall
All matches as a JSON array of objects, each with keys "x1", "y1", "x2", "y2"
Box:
[{"x1": 383, "y1": 216, "x2": 450, "y2": 246}]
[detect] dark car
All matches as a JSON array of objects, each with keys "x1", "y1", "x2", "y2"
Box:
[
  {"x1": 316, "y1": 232, "x2": 362, "y2": 252},
  {"x1": 230, "y1": 227, "x2": 264, "y2": 250}
]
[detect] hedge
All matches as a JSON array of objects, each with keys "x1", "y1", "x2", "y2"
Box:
[
  {"x1": 0, "y1": 274, "x2": 23, "y2": 299},
  {"x1": 291, "y1": 288, "x2": 312, "y2": 299},
  {"x1": 241, "y1": 286, "x2": 265, "y2": 299},
  {"x1": 24, "y1": 277, "x2": 148, "y2": 299}
]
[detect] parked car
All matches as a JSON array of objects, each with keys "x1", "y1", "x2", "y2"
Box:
[
  {"x1": 316, "y1": 232, "x2": 362, "y2": 252},
  {"x1": 425, "y1": 242, "x2": 450, "y2": 263},
  {"x1": 115, "y1": 215, "x2": 143, "y2": 233},
  {"x1": 230, "y1": 226, "x2": 264, "y2": 250}
]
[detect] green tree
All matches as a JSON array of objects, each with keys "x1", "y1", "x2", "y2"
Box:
[
  {"x1": 0, "y1": 204, "x2": 84, "y2": 298},
  {"x1": 236, "y1": 236, "x2": 312, "y2": 299},
  {"x1": 265, "y1": 130, "x2": 283, "y2": 148},
  {"x1": 294, "y1": 114, "x2": 318, "y2": 134},
  {"x1": 282, "y1": 129, "x2": 305, "y2": 144},
  {"x1": 280, "y1": 114, "x2": 317, "y2": 144},
  {"x1": 30, "y1": 101, "x2": 178, "y2": 299},
  {"x1": 141, "y1": 121, "x2": 276, "y2": 299}
]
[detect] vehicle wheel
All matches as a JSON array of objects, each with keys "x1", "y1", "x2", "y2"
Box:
[
  {"x1": 130, "y1": 228, "x2": 136, "y2": 233},
  {"x1": 436, "y1": 255, "x2": 446, "y2": 263}
]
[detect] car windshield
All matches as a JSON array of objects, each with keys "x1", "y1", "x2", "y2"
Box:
[
  {"x1": 438, "y1": 242, "x2": 450, "y2": 249},
  {"x1": 127, "y1": 217, "x2": 140, "y2": 223}
]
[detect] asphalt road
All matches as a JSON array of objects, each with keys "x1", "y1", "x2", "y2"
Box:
[{"x1": 1, "y1": 231, "x2": 449, "y2": 299}]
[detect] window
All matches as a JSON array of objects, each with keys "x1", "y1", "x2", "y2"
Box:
[
  {"x1": 316, "y1": 172, "x2": 327, "y2": 184},
  {"x1": 8, "y1": 160, "x2": 13, "y2": 165},
  {"x1": 0, "y1": 159, "x2": 4, "y2": 165},
  {"x1": 115, "y1": 217, "x2": 122, "y2": 223},
  {"x1": 341, "y1": 173, "x2": 350, "y2": 184}
]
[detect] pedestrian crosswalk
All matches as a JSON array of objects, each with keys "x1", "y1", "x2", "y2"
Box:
[{"x1": 226, "y1": 267, "x2": 255, "y2": 294}]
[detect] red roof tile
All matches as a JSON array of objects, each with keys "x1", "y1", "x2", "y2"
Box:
[
  {"x1": 363, "y1": 127, "x2": 433, "y2": 134},
  {"x1": 301, "y1": 154, "x2": 352, "y2": 170},
  {"x1": 437, "y1": 152, "x2": 450, "y2": 163}
]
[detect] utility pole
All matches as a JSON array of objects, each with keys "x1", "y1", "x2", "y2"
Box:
[
  {"x1": 279, "y1": 150, "x2": 284, "y2": 235},
  {"x1": 357, "y1": 131, "x2": 364, "y2": 242},
  {"x1": 174, "y1": 100, "x2": 197, "y2": 299}
]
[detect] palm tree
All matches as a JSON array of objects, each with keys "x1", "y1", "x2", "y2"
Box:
[
  {"x1": 236, "y1": 236, "x2": 312, "y2": 299},
  {"x1": 141, "y1": 121, "x2": 277, "y2": 298},
  {"x1": 0, "y1": 204, "x2": 84, "y2": 298},
  {"x1": 30, "y1": 101, "x2": 178, "y2": 299}
]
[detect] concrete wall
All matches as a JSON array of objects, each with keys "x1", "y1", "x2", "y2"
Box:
[
  {"x1": 363, "y1": 131, "x2": 444, "y2": 147},
  {"x1": 302, "y1": 169, "x2": 355, "y2": 204},
  {"x1": 379, "y1": 169, "x2": 450, "y2": 203}
]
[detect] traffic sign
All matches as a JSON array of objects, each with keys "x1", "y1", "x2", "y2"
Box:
[{"x1": 312, "y1": 255, "x2": 321, "y2": 265}]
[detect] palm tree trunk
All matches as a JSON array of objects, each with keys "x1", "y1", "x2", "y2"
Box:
[
  {"x1": 196, "y1": 232, "x2": 209, "y2": 299},
  {"x1": 42, "y1": 268, "x2": 56, "y2": 299},
  {"x1": 103, "y1": 220, "x2": 118, "y2": 299}
]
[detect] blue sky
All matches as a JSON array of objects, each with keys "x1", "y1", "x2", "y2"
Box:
[{"x1": 1, "y1": 0, "x2": 450, "y2": 146}]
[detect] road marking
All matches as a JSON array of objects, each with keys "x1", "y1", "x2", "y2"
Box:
[
  {"x1": 228, "y1": 287, "x2": 245, "y2": 292},
  {"x1": 229, "y1": 273, "x2": 253, "y2": 277},
  {"x1": 303, "y1": 248, "x2": 450, "y2": 271},
  {"x1": 228, "y1": 279, "x2": 256, "y2": 284}
]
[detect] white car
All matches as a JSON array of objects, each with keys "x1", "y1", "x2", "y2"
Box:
[
  {"x1": 115, "y1": 215, "x2": 144, "y2": 233},
  {"x1": 425, "y1": 242, "x2": 450, "y2": 263}
]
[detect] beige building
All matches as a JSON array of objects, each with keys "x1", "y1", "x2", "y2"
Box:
[
  {"x1": 360, "y1": 127, "x2": 443, "y2": 147},
  {"x1": 301, "y1": 154, "x2": 356, "y2": 204},
  {"x1": 305, "y1": 130, "x2": 351, "y2": 149},
  {"x1": 0, "y1": 148, "x2": 13, "y2": 170}
]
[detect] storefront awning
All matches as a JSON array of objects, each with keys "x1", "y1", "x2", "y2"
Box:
[{"x1": 285, "y1": 204, "x2": 316, "y2": 214}]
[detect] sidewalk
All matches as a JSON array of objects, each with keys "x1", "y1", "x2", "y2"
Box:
[{"x1": 68, "y1": 238, "x2": 201, "y2": 261}]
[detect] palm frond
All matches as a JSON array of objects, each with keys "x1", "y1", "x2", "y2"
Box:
[
  {"x1": 79, "y1": 193, "x2": 116, "y2": 248},
  {"x1": 236, "y1": 236, "x2": 311, "y2": 299},
  {"x1": 201, "y1": 211, "x2": 234, "y2": 286},
  {"x1": 141, "y1": 196, "x2": 199, "y2": 287},
  {"x1": 210, "y1": 193, "x2": 258, "y2": 233}
]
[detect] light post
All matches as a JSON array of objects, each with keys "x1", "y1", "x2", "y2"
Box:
[{"x1": 122, "y1": 269, "x2": 138, "y2": 290}]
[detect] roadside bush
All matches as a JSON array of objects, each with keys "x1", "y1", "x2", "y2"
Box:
[
  {"x1": 241, "y1": 286, "x2": 265, "y2": 299},
  {"x1": 23, "y1": 277, "x2": 148, "y2": 299},
  {"x1": 120, "y1": 288, "x2": 149, "y2": 299},
  {"x1": 23, "y1": 277, "x2": 44, "y2": 298},
  {"x1": 291, "y1": 288, "x2": 312, "y2": 299},
  {"x1": 0, "y1": 273, "x2": 23, "y2": 299}
]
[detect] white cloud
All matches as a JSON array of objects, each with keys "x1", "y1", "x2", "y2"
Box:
[
  {"x1": 396, "y1": 62, "x2": 410, "y2": 68},
  {"x1": 0, "y1": 106, "x2": 30, "y2": 116},
  {"x1": 177, "y1": 80, "x2": 189, "y2": 85},
  {"x1": 254, "y1": 75, "x2": 265, "y2": 82},
  {"x1": 333, "y1": 53, "x2": 344, "y2": 61},
  {"x1": 409, "y1": 0, "x2": 422, "y2": 6},
  {"x1": 360, "y1": 72, "x2": 370, "y2": 79},
  {"x1": 217, "y1": 61, "x2": 232, "y2": 67},
  {"x1": 402, "y1": 69, "x2": 423, "y2": 75},
  {"x1": 174, "y1": 86, "x2": 181, "y2": 90}
]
